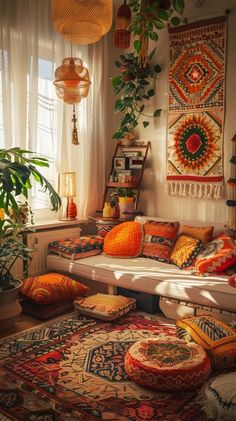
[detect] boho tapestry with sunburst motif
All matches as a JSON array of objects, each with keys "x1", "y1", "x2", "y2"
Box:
[{"x1": 166, "y1": 16, "x2": 226, "y2": 199}]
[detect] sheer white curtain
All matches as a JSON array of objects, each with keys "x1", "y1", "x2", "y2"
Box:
[{"x1": 0, "y1": 0, "x2": 108, "y2": 218}]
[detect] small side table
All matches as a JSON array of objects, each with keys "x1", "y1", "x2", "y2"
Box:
[{"x1": 95, "y1": 218, "x2": 121, "y2": 237}]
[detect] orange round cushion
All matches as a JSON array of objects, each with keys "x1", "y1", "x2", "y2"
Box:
[
  {"x1": 103, "y1": 221, "x2": 143, "y2": 258},
  {"x1": 20, "y1": 273, "x2": 89, "y2": 304},
  {"x1": 124, "y1": 337, "x2": 211, "y2": 392}
]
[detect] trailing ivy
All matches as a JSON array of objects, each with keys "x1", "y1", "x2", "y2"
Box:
[{"x1": 112, "y1": 0, "x2": 186, "y2": 139}]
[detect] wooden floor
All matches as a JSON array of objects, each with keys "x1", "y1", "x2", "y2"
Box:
[{"x1": 0, "y1": 313, "x2": 46, "y2": 339}]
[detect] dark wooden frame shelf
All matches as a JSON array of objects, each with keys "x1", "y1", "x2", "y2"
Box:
[{"x1": 99, "y1": 141, "x2": 150, "y2": 213}]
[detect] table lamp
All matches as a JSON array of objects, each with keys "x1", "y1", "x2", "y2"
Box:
[{"x1": 58, "y1": 172, "x2": 77, "y2": 220}]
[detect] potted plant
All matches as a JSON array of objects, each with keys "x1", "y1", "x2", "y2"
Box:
[
  {"x1": 112, "y1": 0, "x2": 186, "y2": 140},
  {"x1": 0, "y1": 147, "x2": 61, "y2": 330},
  {"x1": 111, "y1": 187, "x2": 135, "y2": 220}
]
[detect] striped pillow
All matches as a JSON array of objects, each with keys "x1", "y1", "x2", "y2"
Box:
[{"x1": 142, "y1": 220, "x2": 180, "y2": 263}]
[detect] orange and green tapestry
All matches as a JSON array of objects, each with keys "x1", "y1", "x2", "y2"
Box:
[{"x1": 167, "y1": 16, "x2": 226, "y2": 199}]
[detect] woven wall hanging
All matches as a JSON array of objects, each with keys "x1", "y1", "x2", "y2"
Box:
[{"x1": 166, "y1": 16, "x2": 227, "y2": 199}]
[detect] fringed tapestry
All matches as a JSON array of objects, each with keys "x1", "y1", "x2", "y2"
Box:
[{"x1": 167, "y1": 16, "x2": 226, "y2": 199}]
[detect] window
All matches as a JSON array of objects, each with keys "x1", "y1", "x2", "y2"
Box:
[{"x1": 0, "y1": 51, "x2": 58, "y2": 214}]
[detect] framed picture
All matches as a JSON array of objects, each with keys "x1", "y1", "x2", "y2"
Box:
[
  {"x1": 123, "y1": 151, "x2": 141, "y2": 158},
  {"x1": 113, "y1": 156, "x2": 129, "y2": 170},
  {"x1": 129, "y1": 156, "x2": 144, "y2": 168}
]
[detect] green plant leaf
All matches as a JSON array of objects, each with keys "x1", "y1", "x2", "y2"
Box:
[
  {"x1": 171, "y1": 16, "x2": 181, "y2": 26},
  {"x1": 143, "y1": 121, "x2": 149, "y2": 128},
  {"x1": 172, "y1": 0, "x2": 185, "y2": 15},
  {"x1": 154, "y1": 109, "x2": 162, "y2": 117},
  {"x1": 158, "y1": 9, "x2": 169, "y2": 20},
  {"x1": 154, "y1": 64, "x2": 162, "y2": 73},
  {"x1": 134, "y1": 39, "x2": 141, "y2": 53},
  {"x1": 148, "y1": 47, "x2": 157, "y2": 61},
  {"x1": 148, "y1": 89, "x2": 155, "y2": 97}
]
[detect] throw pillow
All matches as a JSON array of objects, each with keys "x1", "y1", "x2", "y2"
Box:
[
  {"x1": 103, "y1": 221, "x2": 143, "y2": 258},
  {"x1": 194, "y1": 233, "x2": 236, "y2": 273},
  {"x1": 176, "y1": 315, "x2": 236, "y2": 369},
  {"x1": 182, "y1": 225, "x2": 214, "y2": 245},
  {"x1": 74, "y1": 293, "x2": 136, "y2": 320},
  {"x1": 171, "y1": 234, "x2": 202, "y2": 268},
  {"x1": 48, "y1": 235, "x2": 103, "y2": 260},
  {"x1": 200, "y1": 372, "x2": 236, "y2": 421},
  {"x1": 20, "y1": 273, "x2": 89, "y2": 305},
  {"x1": 142, "y1": 220, "x2": 179, "y2": 263}
]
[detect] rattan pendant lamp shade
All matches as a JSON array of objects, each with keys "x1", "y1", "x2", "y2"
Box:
[{"x1": 51, "y1": 0, "x2": 113, "y2": 45}]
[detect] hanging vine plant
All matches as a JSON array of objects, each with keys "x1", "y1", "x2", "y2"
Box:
[{"x1": 112, "y1": 0, "x2": 186, "y2": 139}]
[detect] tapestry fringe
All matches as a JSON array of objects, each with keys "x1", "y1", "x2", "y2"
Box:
[{"x1": 165, "y1": 182, "x2": 223, "y2": 199}]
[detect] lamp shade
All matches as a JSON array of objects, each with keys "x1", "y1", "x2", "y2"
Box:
[
  {"x1": 51, "y1": 0, "x2": 113, "y2": 45},
  {"x1": 53, "y1": 57, "x2": 91, "y2": 105},
  {"x1": 58, "y1": 172, "x2": 76, "y2": 198}
]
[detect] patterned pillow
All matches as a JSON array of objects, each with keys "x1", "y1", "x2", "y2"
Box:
[
  {"x1": 194, "y1": 233, "x2": 236, "y2": 273},
  {"x1": 103, "y1": 221, "x2": 143, "y2": 258},
  {"x1": 171, "y1": 234, "x2": 202, "y2": 268},
  {"x1": 48, "y1": 235, "x2": 103, "y2": 259},
  {"x1": 74, "y1": 293, "x2": 136, "y2": 320},
  {"x1": 182, "y1": 225, "x2": 214, "y2": 245},
  {"x1": 20, "y1": 273, "x2": 89, "y2": 305},
  {"x1": 142, "y1": 220, "x2": 179, "y2": 263},
  {"x1": 176, "y1": 315, "x2": 236, "y2": 369}
]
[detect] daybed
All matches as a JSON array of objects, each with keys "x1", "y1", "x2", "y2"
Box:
[{"x1": 46, "y1": 216, "x2": 236, "y2": 320}]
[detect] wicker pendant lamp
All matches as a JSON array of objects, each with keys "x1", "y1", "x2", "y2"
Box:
[
  {"x1": 114, "y1": 0, "x2": 131, "y2": 49},
  {"x1": 51, "y1": 0, "x2": 113, "y2": 45},
  {"x1": 53, "y1": 57, "x2": 91, "y2": 145}
]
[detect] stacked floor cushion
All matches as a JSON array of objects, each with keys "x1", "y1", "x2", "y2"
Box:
[
  {"x1": 124, "y1": 337, "x2": 211, "y2": 391},
  {"x1": 176, "y1": 315, "x2": 236, "y2": 369}
]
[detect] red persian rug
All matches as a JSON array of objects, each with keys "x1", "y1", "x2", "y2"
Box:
[{"x1": 0, "y1": 311, "x2": 206, "y2": 420}]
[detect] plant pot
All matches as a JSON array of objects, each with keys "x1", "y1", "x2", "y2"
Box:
[
  {"x1": 0, "y1": 279, "x2": 23, "y2": 331},
  {"x1": 118, "y1": 197, "x2": 135, "y2": 220}
]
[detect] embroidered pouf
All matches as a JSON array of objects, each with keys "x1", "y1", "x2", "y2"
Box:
[
  {"x1": 200, "y1": 372, "x2": 236, "y2": 421},
  {"x1": 124, "y1": 337, "x2": 211, "y2": 392}
]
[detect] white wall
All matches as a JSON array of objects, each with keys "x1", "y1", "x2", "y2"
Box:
[{"x1": 107, "y1": 0, "x2": 236, "y2": 224}]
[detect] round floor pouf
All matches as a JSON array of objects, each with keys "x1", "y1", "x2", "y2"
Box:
[
  {"x1": 200, "y1": 372, "x2": 236, "y2": 421},
  {"x1": 124, "y1": 336, "x2": 211, "y2": 392}
]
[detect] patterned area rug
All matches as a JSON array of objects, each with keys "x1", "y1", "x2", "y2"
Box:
[{"x1": 0, "y1": 311, "x2": 206, "y2": 421}]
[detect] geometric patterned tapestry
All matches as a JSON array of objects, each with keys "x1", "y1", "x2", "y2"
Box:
[{"x1": 167, "y1": 16, "x2": 226, "y2": 199}]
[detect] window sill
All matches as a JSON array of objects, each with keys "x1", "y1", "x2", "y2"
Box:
[{"x1": 27, "y1": 217, "x2": 91, "y2": 231}]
